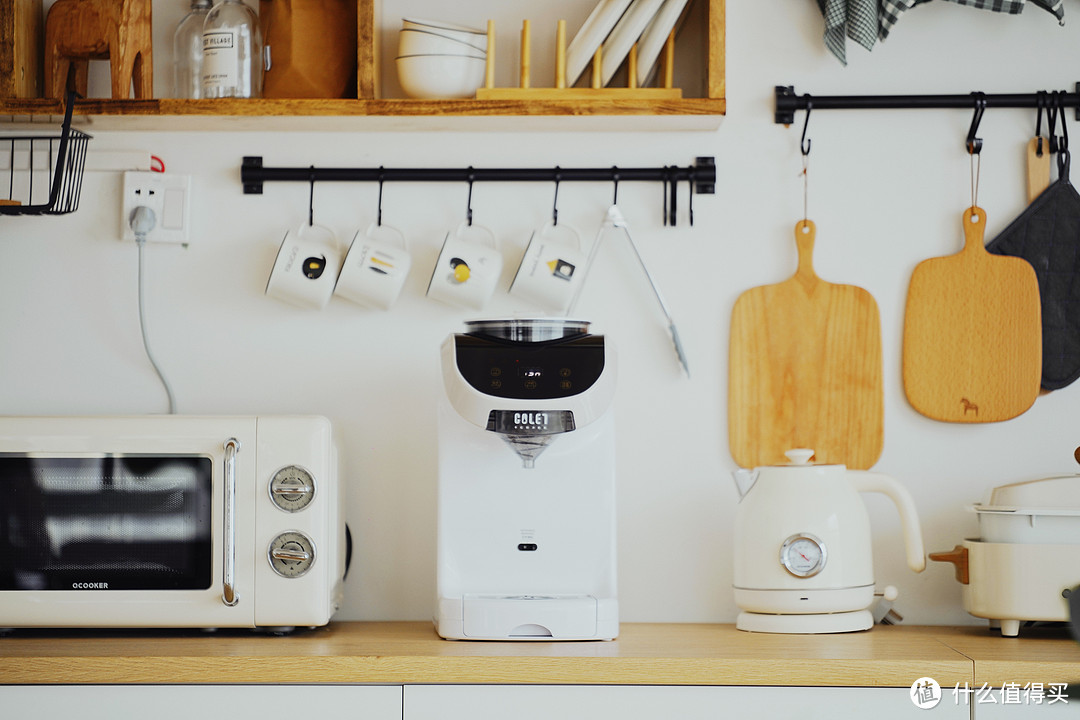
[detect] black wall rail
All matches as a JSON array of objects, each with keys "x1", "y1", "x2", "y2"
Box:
[
  {"x1": 775, "y1": 84, "x2": 1080, "y2": 125},
  {"x1": 240, "y1": 156, "x2": 716, "y2": 226}
]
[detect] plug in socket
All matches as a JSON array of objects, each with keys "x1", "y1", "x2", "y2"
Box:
[{"x1": 121, "y1": 171, "x2": 192, "y2": 244}]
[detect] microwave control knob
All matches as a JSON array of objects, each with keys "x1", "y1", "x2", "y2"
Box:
[
  {"x1": 268, "y1": 531, "x2": 316, "y2": 578},
  {"x1": 269, "y1": 465, "x2": 316, "y2": 512}
]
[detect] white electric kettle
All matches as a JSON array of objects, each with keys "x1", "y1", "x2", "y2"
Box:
[{"x1": 732, "y1": 449, "x2": 925, "y2": 634}]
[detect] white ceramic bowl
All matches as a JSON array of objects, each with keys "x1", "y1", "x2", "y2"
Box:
[
  {"x1": 402, "y1": 17, "x2": 487, "y2": 51},
  {"x1": 398, "y1": 28, "x2": 485, "y2": 59},
  {"x1": 396, "y1": 54, "x2": 486, "y2": 99}
]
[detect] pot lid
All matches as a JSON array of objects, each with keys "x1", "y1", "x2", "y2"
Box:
[
  {"x1": 977, "y1": 446, "x2": 1080, "y2": 510},
  {"x1": 979, "y1": 474, "x2": 1080, "y2": 511}
]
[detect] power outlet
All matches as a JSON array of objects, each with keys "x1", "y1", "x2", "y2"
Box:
[{"x1": 121, "y1": 171, "x2": 192, "y2": 244}]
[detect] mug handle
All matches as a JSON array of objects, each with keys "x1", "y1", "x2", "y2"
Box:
[
  {"x1": 297, "y1": 222, "x2": 343, "y2": 251},
  {"x1": 364, "y1": 222, "x2": 408, "y2": 250},
  {"x1": 539, "y1": 219, "x2": 581, "y2": 250},
  {"x1": 455, "y1": 220, "x2": 497, "y2": 249}
]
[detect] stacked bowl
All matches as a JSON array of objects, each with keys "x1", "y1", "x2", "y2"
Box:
[{"x1": 397, "y1": 18, "x2": 487, "y2": 99}]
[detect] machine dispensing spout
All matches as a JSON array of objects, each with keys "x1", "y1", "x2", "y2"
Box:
[{"x1": 501, "y1": 434, "x2": 554, "y2": 469}]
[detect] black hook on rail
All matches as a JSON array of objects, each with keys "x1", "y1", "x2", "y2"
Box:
[
  {"x1": 552, "y1": 167, "x2": 561, "y2": 226},
  {"x1": 376, "y1": 166, "x2": 385, "y2": 226},
  {"x1": 966, "y1": 92, "x2": 987, "y2": 155},
  {"x1": 800, "y1": 97, "x2": 813, "y2": 156},
  {"x1": 465, "y1": 168, "x2": 475, "y2": 226}
]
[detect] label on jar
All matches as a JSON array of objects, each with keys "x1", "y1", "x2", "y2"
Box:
[{"x1": 201, "y1": 30, "x2": 238, "y2": 94}]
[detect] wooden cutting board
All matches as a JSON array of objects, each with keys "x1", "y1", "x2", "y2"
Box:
[
  {"x1": 902, "y1": 206, "x2": 1042, "y2": 423},
  {"x1": 729, "y1": 220, "x2": 883, "y2": 469}
]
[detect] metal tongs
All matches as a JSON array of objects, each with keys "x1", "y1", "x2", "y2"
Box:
[{"x1": 570, "y1": 205, "x2": 690, "y2": 377}]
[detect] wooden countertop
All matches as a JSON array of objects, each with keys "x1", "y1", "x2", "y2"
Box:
[{"x1": 0, "y1": 622, "x2": 1076, "y2": 688}]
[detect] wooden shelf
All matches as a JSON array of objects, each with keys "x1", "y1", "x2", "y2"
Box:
[
  {"x1": 0, "y1": 0, "x2": 724, "y2": 130},
  {"x1": 4, "y1": 622, "x2": 1069, "y2": 687}
]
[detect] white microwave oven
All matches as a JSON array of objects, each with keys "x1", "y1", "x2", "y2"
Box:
[{"x1": 0, "y1": 415, "x2": 345, "y2": 632}]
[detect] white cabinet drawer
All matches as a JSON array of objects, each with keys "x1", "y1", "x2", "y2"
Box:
[
  {"x1": 0, "y1": 685, "x2": 402, "y2": 720},
  {"x1": 404, "y1": 684, "x2": 967, "y2": 719}
]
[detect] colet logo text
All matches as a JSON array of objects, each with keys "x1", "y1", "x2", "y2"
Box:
[
  {"x1": 514, "y1": 412, "x2": 548, "y2": 428},
  {"x1": 72, "y1": 582, "x2": 109, "y2": 590}
]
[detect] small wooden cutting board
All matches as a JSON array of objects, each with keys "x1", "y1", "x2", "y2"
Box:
[
  {"x1": 902, "y1": 207, "x2": 1042, "y2": 423},
  {"x1": 729, "y1": 220, "x2": 884, "y2": 469}
]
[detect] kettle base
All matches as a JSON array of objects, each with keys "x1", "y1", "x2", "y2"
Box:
[{"x1": 736, "y1": 609, "x2": 873, "y2": 634}]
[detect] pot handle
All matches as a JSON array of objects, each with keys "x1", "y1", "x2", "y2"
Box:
[
  {"x1": 851, "y1": 472, "x2": 926, "y2": 573},
  {"x1": 929, "y1": 545, "x2": 969, "y2": 585}
]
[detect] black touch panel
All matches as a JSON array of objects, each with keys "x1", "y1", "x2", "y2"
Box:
[{"x1": 455, "y1": 334, "x2": 605, "y2": 399}]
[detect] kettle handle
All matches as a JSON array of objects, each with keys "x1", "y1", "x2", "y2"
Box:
[{"x1": 851, "y1": 472, "x2": 926, "y2": 573}]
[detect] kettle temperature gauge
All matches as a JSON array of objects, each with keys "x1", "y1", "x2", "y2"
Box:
[{"x1": 780, "y1": 533, "x2": 826, "y2": 577}]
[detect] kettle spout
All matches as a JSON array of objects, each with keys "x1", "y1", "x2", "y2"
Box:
[{"x1": 732, "y1": 468, "x2": 758, "y2": 500}]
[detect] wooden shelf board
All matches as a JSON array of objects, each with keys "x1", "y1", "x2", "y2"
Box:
[
  {"x1": 0, "y1": 98, "x2": 725, "y2": 132},
  {"x1": 0, "y1": 622, "x2": 985, "y2": 687}
]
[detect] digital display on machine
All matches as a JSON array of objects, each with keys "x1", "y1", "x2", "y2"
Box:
[{"x1": 520, "y1": 367, "x2": 543, "y2": 379}]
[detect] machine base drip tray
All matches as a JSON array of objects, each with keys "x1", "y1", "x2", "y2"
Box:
[{"x1": 736, "y1": 609, "x2": 873, "y2": 634}]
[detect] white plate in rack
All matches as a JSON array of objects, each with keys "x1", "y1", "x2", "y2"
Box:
[
  {"x1": 565, "y1": 0, "x2": 634, "y2": 87},
  {"x1": 600, "y1": 0, "x2": 666, "y2": 87},
  {"x1": 634, "y1": 0, "x2": 689, "y2": 87}
]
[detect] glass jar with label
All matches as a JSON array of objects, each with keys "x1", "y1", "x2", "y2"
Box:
[
  {"x1": 201, "y1": 0, "x2": 263, "y2": 98},
  {"x1": 173, "y1": 0, "x2": 212, "y2": 98}
]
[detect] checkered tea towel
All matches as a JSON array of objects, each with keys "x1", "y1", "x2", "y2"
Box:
[
  {"x1": 817, "y1": 0, "x2": 879, "y2": 65},
  {"x1": 880, "y1": 0, "x2": 1063, "y2": 41}
]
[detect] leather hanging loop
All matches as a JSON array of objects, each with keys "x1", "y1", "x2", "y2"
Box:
[{"x1": 1035, "y1": 90, "x2": 1047, "y2": 157}]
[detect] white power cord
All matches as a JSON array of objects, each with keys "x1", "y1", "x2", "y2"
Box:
[{"x1": 129, "y1": 206, "x2": 177, "y2": 414}]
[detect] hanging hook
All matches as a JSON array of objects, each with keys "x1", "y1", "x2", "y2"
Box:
[
  {"x1": 552, "y1": 167, "x2": 561, "y2": 226},
  {"x1": 307, "y1": 165, "x2": 315, "y2": 226},
  {"x1": 376, "y1": 166, "x2": 385, "y2": 226},
  {"x1": 688, "y1": 167, "x2": 695, "y2": 227},
  {"x1": 669, "y1": 166, "x2": 678, "y2": 227},
  {"x1": 1047, "y1": 91, "x2": 1060, "y2": 155},
  {"x1": 465, "y1": 168, "x2": 475, "y2": 226},
  {"x1": 1055, "y1": 89, "x2": 1069, "y2": 154},
  {"x1": 966, "y1": 92, "x2": 986, "y2": 155},
  {"x1": 612, "y1": 166, "x2": 620, "y2": 205},
  {"x1": 662, "y1": 169, "x2": 669, "y2": 227},
  {"x1": 800, "y1": 98, "x2": 813, "y2": 156}
]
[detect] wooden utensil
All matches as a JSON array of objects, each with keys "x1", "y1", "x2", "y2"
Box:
[
  {"x1": 902, "y1": 206, "x2": 1041, "y2": 423},
  {"x1": 1027, "y1": 136, "x2": 1052, "y2": 204},
  {"x1": 729, "y1": 220, "x2": 884, "y2": 470}
]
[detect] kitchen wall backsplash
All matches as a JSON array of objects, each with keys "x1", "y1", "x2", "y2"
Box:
[{"x1": 2, "y1": 0, "x2": 1078, "y2": 626}]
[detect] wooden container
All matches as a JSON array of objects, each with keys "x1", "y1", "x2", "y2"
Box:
[
  {"x1": 0, "y1": 0, "x2": 43, "y2": 98},
  {"x1": 261, "y1": 0, "x2": 358, "y2": 98}
]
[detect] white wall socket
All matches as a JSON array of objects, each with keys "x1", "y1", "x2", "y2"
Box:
[{"x1": 121, "y1": 171, "x2": 192, "y2": 244}]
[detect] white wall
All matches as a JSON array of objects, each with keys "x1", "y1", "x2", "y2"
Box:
[{"x1": 3, "y1": 0, "x2": 1078, "y2": 626}]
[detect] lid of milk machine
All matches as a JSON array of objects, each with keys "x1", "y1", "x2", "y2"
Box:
[{"x1": 465, "y1": 317, "x2": 591, "y2": 342}]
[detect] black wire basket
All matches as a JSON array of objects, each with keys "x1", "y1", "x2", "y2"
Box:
[{"x1": 0, "y1": 92, "x2": 91, "y2": 216}]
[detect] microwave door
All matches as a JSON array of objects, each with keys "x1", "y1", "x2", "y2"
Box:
[{"x1": 0, "y1": 454, "x2": 214, "y2": 592}]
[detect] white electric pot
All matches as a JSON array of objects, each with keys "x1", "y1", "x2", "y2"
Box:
[
  {"x1": 732, "y1": 449, "x2": 926, "y2": 634},
  {"x1": 930, "y1": 453, "x2": 1080, "y2": 637}
]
